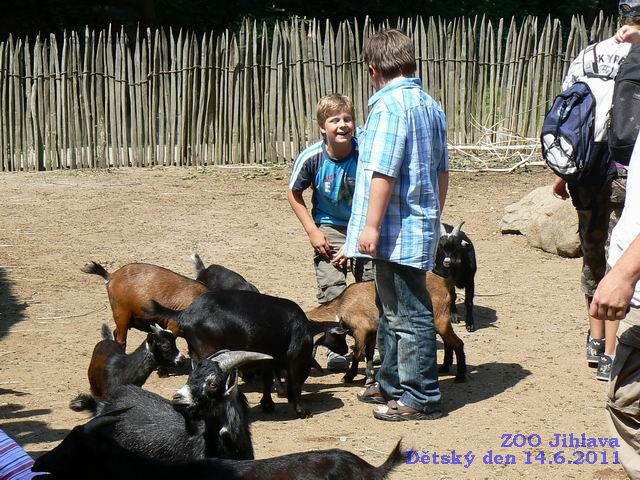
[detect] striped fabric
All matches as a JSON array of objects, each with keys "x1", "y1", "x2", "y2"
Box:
[
  {"x1": 344, "y1": 77, "x2": 448, "y2": 270},
  {"x1": 0, "y1": 430, "x2": 37, "y2": 480}
]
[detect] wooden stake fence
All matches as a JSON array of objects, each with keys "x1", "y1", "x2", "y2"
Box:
[{"x1": 0, "y1": 14, "x2": 616, "y2": 171}]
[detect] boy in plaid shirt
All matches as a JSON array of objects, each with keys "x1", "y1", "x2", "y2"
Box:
[{"x1": 341, "y1": 29, "x2": 449, "y2": 420}]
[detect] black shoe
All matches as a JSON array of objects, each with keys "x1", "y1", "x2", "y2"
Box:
[
  {"x1": 596, "y1": 355, "x2": 613, "y2": 382},
  {"x1": 586, "y1": 336, "x2": 605, "y2": 366}
]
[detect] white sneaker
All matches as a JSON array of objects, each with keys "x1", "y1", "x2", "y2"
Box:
[{"x1": 373, "y1": 348, "x2": 381, "y2": 366}]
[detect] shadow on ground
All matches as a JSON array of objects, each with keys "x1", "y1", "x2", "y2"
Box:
[
  {"x1": 0, "y1": 267, "x2": 27, "y2": 341},
  {"x1": 440, "y1": 362, "x2": 531, "y2": 413},
  {"x1": 454, "y1": 303, "x2": 498, "y2": 331},
  {"x1": 0, "y1": 390, "x2": 69, "y2": 457}
]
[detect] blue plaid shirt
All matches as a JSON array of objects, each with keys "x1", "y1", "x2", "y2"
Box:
[{"x1": 344, "y1": 78, "x2": 448, "y2": 270}]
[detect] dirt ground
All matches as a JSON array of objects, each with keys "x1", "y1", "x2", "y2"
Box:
[{"x1": 0, "y1": 165, "x2": 629, "y2": 479}]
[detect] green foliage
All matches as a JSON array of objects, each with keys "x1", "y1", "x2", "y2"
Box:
[{"x1": 0, "y1": 0, "x2": 620, "y2": 38}]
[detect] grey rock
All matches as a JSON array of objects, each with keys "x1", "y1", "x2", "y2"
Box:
[{"x1": 501, "y1": 185, "x2": 581, "y2": 258}]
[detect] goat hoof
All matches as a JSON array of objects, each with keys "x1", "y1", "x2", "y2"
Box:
[
  {"x1": 296, "y1": 408, "x2": 312, "y2": 419},
  {"x1": 157, "y1": 367, "x2": 169, "y2": 378},
  {"x1": 465, "y1": 324, "x2": 475, "y2": 333},
  {"x1": 342, "y1": 374, "x2": 356, "y2": 383}
]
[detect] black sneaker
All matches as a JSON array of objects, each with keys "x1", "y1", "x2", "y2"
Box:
[
  {"x1": 596, "y1": 355, "x2": 613, "y2": 382},
  {"x1": 586, "y1": 336, "x2": 605, "y2": 366}
]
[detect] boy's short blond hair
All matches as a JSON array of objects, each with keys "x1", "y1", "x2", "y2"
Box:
[
  {"x1": 316, "y1": 94, "x2": 354, "y2": 127},
  {"x1": 363, "y1": 29, "x2": 416, "y2": 79}
]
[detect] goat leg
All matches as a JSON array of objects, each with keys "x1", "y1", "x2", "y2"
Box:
[
  {"x1": 440, "y1": 341, "x2": 453, "y2": 375},
  {"x1": 259, "y1": 368, "x2": 275, "y2": 413},
  {"x1": 464, "y1": 281, "x2": 475, "y2": 332},
  {"x1": 363, "y1": 335, "x2": 376, "y2": 386},
  {"x1": 454, "y1": 342, "x2": 467, "y2": 383},
  {"x1": 449, "y1": 290, "x2": 459, "y2": 324},
  {"x1": 273, "y1": 369, "x2": 286, "y2": 398},
  {"x1": 286, "y1": 363, "x2": 311, "y2": 419},
  {"x1": 343, "y1": 331, "x2": 367, "y2": 383}
]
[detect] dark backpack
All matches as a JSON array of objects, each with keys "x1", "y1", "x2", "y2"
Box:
[
  {"x1": 609, "y1": 43, "x2": 640, "y2": 166},
  {"x1": 541, "y1": 43, "x2": 615, "y2": 184}
]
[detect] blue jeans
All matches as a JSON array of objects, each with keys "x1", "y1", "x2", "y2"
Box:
[{"x1": 374, "y1": 260, "x2": 441, "y2": 412}]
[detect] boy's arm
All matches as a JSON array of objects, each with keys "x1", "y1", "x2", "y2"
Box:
[
  {"x1": 287, "y1": 189, "x2": 333, "y2": 258},
  {"x1": 358, "y1": 173, "x2": 395, "y2": 257},
  {"x1": 438, "y1": 170, "x2": 449, "y2": 214},
  {"x1": 590, "y1": 234, "x2": 640, "y2": 320}
]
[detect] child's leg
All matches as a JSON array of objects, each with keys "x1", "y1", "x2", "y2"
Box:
[
  {"x1": 374, "y1": 260, "x2": 441, "y2": 411},
  {"x1": 605, "y1": 320, "x2": 620, "y2": 356},
  {"x1": 314, "y1": 225, "x2": 348, "y2": 303}
]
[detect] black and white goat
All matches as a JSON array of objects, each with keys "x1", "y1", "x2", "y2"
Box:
[
  {"x1": 68, "y1": 350, "x2": 271, "y2": 461},
  {"x1": 437, "y1": 222, "x2": 478, "y2": 332},
  {"x1": 69, "y1": 323, "x2": 184, "y2": 411}
]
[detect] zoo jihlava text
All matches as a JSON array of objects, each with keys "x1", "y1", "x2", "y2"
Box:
[{"x1": 406, "y1": 433, "x2": 620, "y2": 468}]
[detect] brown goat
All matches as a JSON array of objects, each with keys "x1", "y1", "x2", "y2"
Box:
[
  {"x1": 305, "y1": 273, "x2": 466, "y2": 384},
  {"x1": 82, "y1": 262, "x2": 208, "y2": 350}
]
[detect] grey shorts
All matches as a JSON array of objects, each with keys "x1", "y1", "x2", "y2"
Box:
[
  {"x1": 568, "y1": 170, "x2": 626, "y2": 296},
  {"x1": 314, "y1": 224, "x2": 373, "y2": 303}
]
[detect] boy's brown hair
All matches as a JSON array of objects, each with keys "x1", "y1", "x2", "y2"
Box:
[
  {"x1": 316, "y1": 94, "x2": 355, "y2": 127},
  {"x1": 363, "y1": 29, "x2": 416, "y2": 79}
]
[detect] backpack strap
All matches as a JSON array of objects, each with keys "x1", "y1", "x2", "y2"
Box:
[
  {"x1": 583, "y1": 42, "x2": 616, "y2": 80},
  {"x1": 583, "y1": 43, "x2": 599, "y2": 77}
]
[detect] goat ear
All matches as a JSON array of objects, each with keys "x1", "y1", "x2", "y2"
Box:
[
  {"x1": 461, "y1": 240, "x2": 469, "y2": 247},
  {"x1": 330, "y1": 326, "x2": 348, "y2": 335}
]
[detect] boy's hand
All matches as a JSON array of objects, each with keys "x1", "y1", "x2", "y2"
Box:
[
  {"x1": 358, "y1": 225, "x2": 379, "y2": 257},
  {"x1": 552, "y1": 177, "x2": 569, "y2": 200},
  {"x1": 332, "y1": 246, "x2": 349, "y2": 267},
  {"x1": 590, "y1": 268, "x2": 634, "y2": 320},
  {"x1": 615, "y1": 25, "x2": 640, "y2": 44},
  {"x1": 309, "y1": 229, "x2": 333, "y2": 259}
]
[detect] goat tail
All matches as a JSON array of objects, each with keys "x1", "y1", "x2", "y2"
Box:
[
  {"x1": 81, "y1": 261, "x2": 110, "y2": 283},
  {"x1": 376, "y1": 439, "x2": 405, "y2": 479},
  {"x1": 190, "y1": 253, "x2": 206, "y2": 276},
  {"x1": 100, "y1": 323, "x2": 114, "y2": 341},
  {"x1": 69, "y1": 393, "x2": 99, "y2": 414}
]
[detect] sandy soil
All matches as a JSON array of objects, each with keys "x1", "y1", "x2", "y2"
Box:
[{"x1": 0, "y1": 166, "x2": 628, "y2": 479}]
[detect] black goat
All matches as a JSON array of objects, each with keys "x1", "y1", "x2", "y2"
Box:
[
  {"x1": 68, "y1": 350, "x2": 271, "y2": 461},
  {"x1": 32, "y1": 410, "x2": 404, "y2": 480},
  {"x1": 191, "y1": 253, "x2": 259, "y2": 293},
  {"x1": 437, "y1": 222, "x2": 478, "y2": 332},
  {"x1": 148, "y1": 290, "x2": 314, "y2": 418},
  {"x1": 69, "y1": 324, "x2": 184, "y2": 412}
]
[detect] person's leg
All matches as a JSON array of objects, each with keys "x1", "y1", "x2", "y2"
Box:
[
  {"x1": 314, "y1": 225, "x2": 350, "y2": 370},
  {"x1": 603, "y1": 171, "x2": 627, "y2": 360},
  {"x1": 314, "y1": 225, "x2": 348, "y2": 304},
  {"x1": 607, "y1": 309, "x2": 640, "y2": 477},
  {"x1": 569, "y1": 182, "x2": 611, "y2": 366},
  {"x1": 372, "y1": 261, "x2": 402, "y2": 400},
  {"x1": 374, "y1": 260, "x2": 441, "y2": 413},
  {"x1": 597, "y1": 172, "x2": 627, "y2": 379}
]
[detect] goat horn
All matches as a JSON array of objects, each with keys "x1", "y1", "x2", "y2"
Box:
[
  {"x1": 215, "y1": 350, "x2": 273, "y2": 373},
  {"x1": 451, "y1": 221, "x2": 465, "y2": 237},
  {"x1": 439, "y1": 222, "x2": 447, "y2": 238}
]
